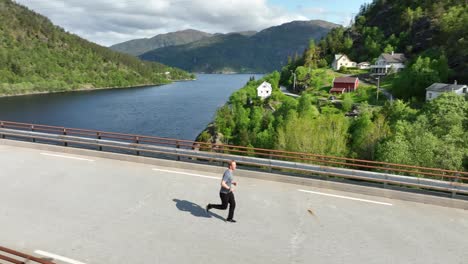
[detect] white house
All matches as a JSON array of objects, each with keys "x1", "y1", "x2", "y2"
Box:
[
  {"x1": 332, "y1": 54, "x2": 357, "y2": 71},
  {"x1": 371, "y1": 51, "x2": 407, "y2": 75},
  {"x1": 257, "y1": 81, "x2": 272, "y2": 99},
  {"x1": 357, "y1": 62, "x2": 371, "y2": 69},
  {"x1": 425, "y1": 81, "x2": 467, "y2": 101}
]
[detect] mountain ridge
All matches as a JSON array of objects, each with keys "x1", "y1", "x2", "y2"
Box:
[
  {"x1": 138, "y1": 20, "x2": 339, "y2": 73},
  {"x1": 110, "y1": 29, "x2": 213, "y2": 56}
]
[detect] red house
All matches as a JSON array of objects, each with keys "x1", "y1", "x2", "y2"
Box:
[{"x1": 330, "y1": 77, "x2": 359, "y2": 94}]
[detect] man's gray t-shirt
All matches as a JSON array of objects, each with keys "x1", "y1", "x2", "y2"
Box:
[{"x1": 220, "y1": 169, "x2": 233, "y2": 194}]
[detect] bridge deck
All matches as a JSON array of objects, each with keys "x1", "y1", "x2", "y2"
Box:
[{"x1": 0, "y1": 144, "x2": 467, "y2": 264}]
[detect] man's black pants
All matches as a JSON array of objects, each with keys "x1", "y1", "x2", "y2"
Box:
[{"x1": 210, "y1": 192, "x2": 236, "y2": 220}]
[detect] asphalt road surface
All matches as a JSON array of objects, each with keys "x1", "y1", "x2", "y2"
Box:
[{"x1": 1, "y1": 144, "x2": 467, "y2": 264}]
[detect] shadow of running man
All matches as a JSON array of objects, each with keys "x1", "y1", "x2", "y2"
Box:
[{"x1": 173, "y1": 199, "x2": 225, "y2": 221}]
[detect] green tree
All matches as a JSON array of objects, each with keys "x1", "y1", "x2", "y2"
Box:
[
  {"x1": 304, "y1": 40, "x2": 319, "y2": 69},
  {"x1": 214, "y1": 105, "x2": 235, "y2": 142},
  {"x1": 297, "y1": 94, "x2": 319, "y2": 119},
  {"x1": 381, "y1": 100, "x2": 417, "y2": 127},
  {"x1": 376, "y1": 122, "x2": 413, "y2": 165},
  {"x1": 276, "y1": 114, "x2": 349, "y2": 157},
  {"x1": 377, "y1": 94, "x2": 467, "y2": 171},
  {"x1": 383, "y1": 44, "x2": 395, "y2": 53},
  {"x1": 344, "y1": 37, "x2": 353, "y2": 52},
  {"x1": 341, "y1": 93, "x2": 354, "y2": 112},
  {"x1": 392, "y1": 56, "x2": 448, "y2": 100},
  {"x1": 422, "y1": 93, "x2": 467, "y2": 137},
  {"x1": 249, "y1": 107, "x2": 263, "y2": 134}
]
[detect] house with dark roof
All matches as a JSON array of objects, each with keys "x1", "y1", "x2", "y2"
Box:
[
  {"x1": 371, "y1": 51, "x2": 407, "y2": 75},
  {"x1": 425, "y1": 81, "x2": 467, "y2": 101},
  {"x1": 330, "y1": 77, "x2": 359, "y2": 94},
  {"x1": 332, "y1": 54, "x2": 356, "y2": 71}
]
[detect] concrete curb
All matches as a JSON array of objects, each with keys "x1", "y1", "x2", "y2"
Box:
[{"x1": 1, "y1": 138, "x2": 467, "y2": 210}]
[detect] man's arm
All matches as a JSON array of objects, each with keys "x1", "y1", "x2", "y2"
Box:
[{"x1": 221, "y1": 180, "x2": 234, "y2": 191}]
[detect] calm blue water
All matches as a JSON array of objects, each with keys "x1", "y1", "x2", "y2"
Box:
[{"x1": 0, "y1": 74, "x2": 262, "y2": 140}]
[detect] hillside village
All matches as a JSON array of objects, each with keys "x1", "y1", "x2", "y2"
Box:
[
  {"x1": 256, "y1": 49, "x2": 466, "y2": 118},
  {"x1": 329, "y1": 51, "x2": 466, "y2": 102},
  {"x1": 201, "y1": 0, "x2": 468, "y2": 172}
]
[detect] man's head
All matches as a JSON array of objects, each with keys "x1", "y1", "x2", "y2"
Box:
[{"x1": 228, "y1": 160, "x2": 236, "y2": 171}]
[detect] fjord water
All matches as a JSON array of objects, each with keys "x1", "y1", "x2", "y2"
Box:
[{"x1": 0, "y1": 74, "x2": 262, "y2": 140}]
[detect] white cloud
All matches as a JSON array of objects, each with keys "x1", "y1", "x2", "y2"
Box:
[{"x1": 15, "y1": 0, "x2": 307, "y2": 46}]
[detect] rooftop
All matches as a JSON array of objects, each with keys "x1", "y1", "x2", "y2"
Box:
[
  {"x1": 380, "y1": 53, "x2": 407, "y2": 63},
  {"x1": 426, "y1": 83, "x2": 467, "y2": 92},
  {"x1": 334, "y1": 77, "x2": 358, "y2": 83}
]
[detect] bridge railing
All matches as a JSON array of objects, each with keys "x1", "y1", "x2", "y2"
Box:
[
  {"x1": 0, "y1": 246, "x2": 55, "y2": 264},
  {"x1": 1, "y1": 120, "x2": 467, "y2": 197}
]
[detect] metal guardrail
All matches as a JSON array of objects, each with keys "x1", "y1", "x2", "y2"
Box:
[
  {"x1": 0, "y1": 120, "x2": 467, "y2": 197},
  {"x1": 0, "y1": 246, "x2": 55, "y2": 264}
]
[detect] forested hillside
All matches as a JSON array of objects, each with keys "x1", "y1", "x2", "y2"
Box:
[
  {"x1": 202, "y1": 73, "x2": 467, "y2": 172},
  {"x1": 0, "y1": 0, "x2": 192, "y2": 96}
]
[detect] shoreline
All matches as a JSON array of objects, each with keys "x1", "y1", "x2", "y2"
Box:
[
  {"x1": 195, "y1": 72, "x2": 266, "y2": 75},
  {"x1": 0, "y1": 74, "x2": 264, "y2": 98},
  {"x1": 0, "y1": 79, "x2": 195, "y2": 98}
]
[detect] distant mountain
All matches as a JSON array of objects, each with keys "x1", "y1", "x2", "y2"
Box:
[
  {"x1": 139, "y1": 20, "x2": 339, "y2": 73},
  {"x1": 0, "y1": 0, "x2": 192, "y2": 96},
  {"x1": 232, "y1": 31, "x2": 257, "y2": 37},
  {"x1": 110, "y1": 29, "x2": 213, "y2": 56}
]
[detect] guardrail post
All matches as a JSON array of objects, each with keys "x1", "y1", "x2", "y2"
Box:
[
  {"x1": 451, "y1": 174, "x2": 460, "y2": 198},
  {"x1": 221, "y1": 145, "x2": 225, "y2": 167},
  {"x1": 176, "y1": 140, "x2": 180, "y2": 161},
  {"x1": 135, "y1": 136, "x2": 140, "y2": 156},
  {"x1": 63, "y1": 128, "x2": 68, "y2": 146},
  {"x1": 31, "y1": 125, "x2": 35, "y2": 142},
  {"x1": 0, "y1": 121, "x2": 4, "y2": 138},
  {"x1": 269, "y1": 151, "x2": 273, "y2": 172},
  {"x1": 97, "y1": 132, "x2": 102, "y2": 151},
  {"x1": 209, "y1": 143, "x2": 214, "y2": 163},
  {"x1": 382, "y1": 168, "x2": 389, "y2": 188}
]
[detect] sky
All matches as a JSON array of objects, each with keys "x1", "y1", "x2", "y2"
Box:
[{"x1": 15, "y1": 0, "x2": 371, "y2": 47}]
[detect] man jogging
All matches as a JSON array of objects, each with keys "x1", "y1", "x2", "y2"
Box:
[{"x1": 206, "y1": 160, "x2": 237, "y2": 223}]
